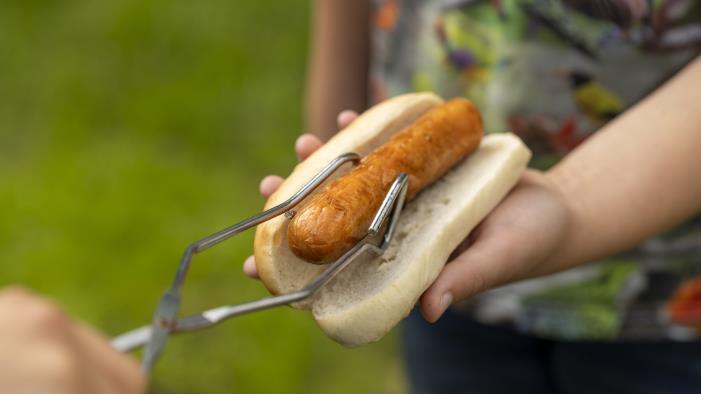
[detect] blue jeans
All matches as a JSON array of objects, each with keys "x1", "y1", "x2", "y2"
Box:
[{"x1": 402, "y1": 308, "x2": 701, "y2": 394}]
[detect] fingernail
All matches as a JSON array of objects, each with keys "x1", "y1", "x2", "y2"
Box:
[{"x1": 438, "y1": 292, "x2": 453, "y2": 319}]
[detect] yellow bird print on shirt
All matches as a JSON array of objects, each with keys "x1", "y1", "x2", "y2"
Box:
[{"x1": 568, "y1": 70, "x2": 625, "y2": 126}]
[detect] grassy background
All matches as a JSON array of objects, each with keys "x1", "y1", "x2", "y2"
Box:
[{"x1": 0, "y1": 1, "x2": 405, "y2": 392}]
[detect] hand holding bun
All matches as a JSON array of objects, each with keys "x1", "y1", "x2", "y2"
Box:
[{"x1": 254, "y1": 93, "x2": 531, "y2": 346}]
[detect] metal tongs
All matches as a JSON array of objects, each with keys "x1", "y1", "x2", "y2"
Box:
[{"x1": 111, "y1": 152, "x2": 410, "y2": 374}]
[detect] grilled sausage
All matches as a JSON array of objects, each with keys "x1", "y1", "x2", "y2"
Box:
[{"x1": 287, "y1": 98, "x2": 483, "y2": 263}]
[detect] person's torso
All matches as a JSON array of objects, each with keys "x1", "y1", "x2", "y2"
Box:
[{"x1": 370, "y1": 0, "x2": 701, "y2": 341}]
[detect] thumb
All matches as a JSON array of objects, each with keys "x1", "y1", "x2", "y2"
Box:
[{"x1": 419, "y1": 236, "x2": 512, "y2": 323}]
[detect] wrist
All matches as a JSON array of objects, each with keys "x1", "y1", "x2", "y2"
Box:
[{"x1": 536, "y1": 167, "x2": 581, "y2": 273}]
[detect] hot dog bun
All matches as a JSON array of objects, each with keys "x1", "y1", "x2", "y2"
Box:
[
  {"x1": 254, "y1": 93, "x2": 531, "y2": 346},
  {"x1": 255, "y1": 92, "x2": 443, "y2": 295},
  {"x1": 288, "y1": 98, "x2": 484, "y2": 263}
]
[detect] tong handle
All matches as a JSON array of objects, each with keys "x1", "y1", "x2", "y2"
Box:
[
  {"x1": 136, "y1": 153, "x2": 364, "y2": 372},
  {"x1": 112, "y1": 172, "x2": 410, "y2": 355}
]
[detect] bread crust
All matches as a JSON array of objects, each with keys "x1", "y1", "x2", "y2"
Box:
[{"x1": 287, "y1": 98, "x2": 484, "y2": 263}]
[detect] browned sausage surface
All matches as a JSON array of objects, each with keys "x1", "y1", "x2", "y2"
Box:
[{"x1": 287, "y1": 98, "x2": 483, "y2": 263}]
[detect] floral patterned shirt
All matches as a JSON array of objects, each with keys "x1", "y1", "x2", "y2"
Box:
[{"x1": 370, "y1": 0, "x2": 701, "y2": 340}]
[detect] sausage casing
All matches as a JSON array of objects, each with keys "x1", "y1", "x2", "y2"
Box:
[{"x1": 287, "y1": 98, "x2": 483, "y2": 263}]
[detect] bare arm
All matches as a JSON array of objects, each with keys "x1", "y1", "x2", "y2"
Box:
[
  {"x1": 306, "y1": 0, "x2": 371, "y2": 140},
  {"x1": 421, "y1": 56, "x2": 701, "y2": 321},
  {"x1": 546, "y1": 55, "x2": 701, "y2": 271}
]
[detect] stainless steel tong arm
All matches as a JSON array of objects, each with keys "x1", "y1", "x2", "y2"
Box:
[{"x1": 111, "y1": 152, "x2": 409, "y2": 376}]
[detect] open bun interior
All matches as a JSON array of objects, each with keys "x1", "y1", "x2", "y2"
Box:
[{"x1": 312, "y1": 133, "x2": 531, "y2": 346}]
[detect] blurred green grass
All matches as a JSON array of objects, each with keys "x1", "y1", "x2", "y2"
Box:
[{"x1": 0, "y1": 1, "x2": 406, "y2": 392}]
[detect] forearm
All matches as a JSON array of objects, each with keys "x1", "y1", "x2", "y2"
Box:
[
  {"x1": 306, "y1": 0, "x2": 370, "y2": 140},
  {"x1": 545, "y1": 56, "x2": 701, "y2": 270}
]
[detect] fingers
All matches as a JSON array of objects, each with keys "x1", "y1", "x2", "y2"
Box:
[
  {"x1": 419, "y1": 239, "x2": 504, "y2": 323},
  {"x1": 0, "y1": 287, "x2": 144, "y2": 394},
  {"x1": 253, "y1": 134, "x2": 322, "y2": 282},
  {"x1": 242, "y1": 256, "x2": 259, "y2": 279},
  {"x1": 295, "y1": 134, "x2": 323, "y2": 161},
  {"x1": 337, "y1": 110, "x2": 358, "y2": 129},
  {"x1": 72, "y1": 322, "x2": 145, "y2": 394},
  {"x1": 262, "y1": 134, "x2": 323, "y2": 199},
  {"x1": 249, "y1": 122, "x2": 332, "y2": 283},
  {"x1": 259, "y1": 176, "x2": 284, "y2": 198},
  {"x1": 419, "y1": 172, "x2": 566, "y2": 323},
  {"x1": 0, "y1": 286, "x2": 68, "y2": 333},
  {"x1": 66, "y1": 322, "x2": 143, "y2": 394}
]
